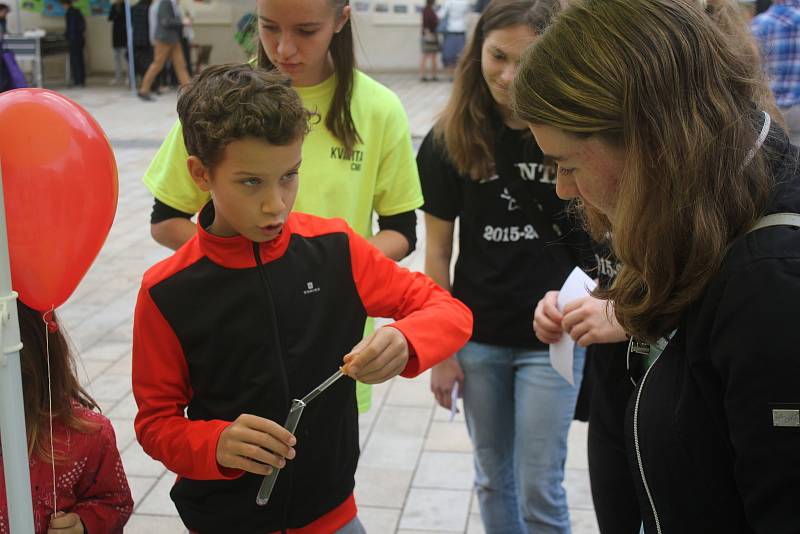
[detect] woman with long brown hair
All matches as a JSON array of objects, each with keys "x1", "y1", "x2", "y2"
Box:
[
  {"x1": 530, "y1": 1, "x2": 784, "y2": 532},
  {"x1": 0, "y1": 302, "x2": 133, "y2": 533},
  {"x1": 515, "y1": 0, "x2": 800, "y2": 531},
  {"x1": 418, "y1": 1, "x2": 592, "y2": 532}
]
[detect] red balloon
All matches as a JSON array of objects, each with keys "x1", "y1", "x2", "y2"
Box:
[{"x1": 0, "y1": 89, "x2": 117, "y2": 311}]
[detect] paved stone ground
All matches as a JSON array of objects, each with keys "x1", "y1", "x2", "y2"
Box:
[{"x1": 48, "y1": 73, "x2": 600, "y2": 534}]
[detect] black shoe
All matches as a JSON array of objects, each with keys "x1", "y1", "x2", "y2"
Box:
[
  {"x1": 137, "y1": 92, "x2": 155, "y2": 102},
  {"x1": 420, "y1": 77, "x2": 430, "y2": 82}
]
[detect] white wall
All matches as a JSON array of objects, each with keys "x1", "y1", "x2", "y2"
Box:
[{"x1": 352, "y1": 0, "x2": 427, "y2": 72}]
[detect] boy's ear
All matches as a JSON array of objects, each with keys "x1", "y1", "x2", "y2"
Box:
[{"x1": 187, "y1": 156, "x2": 212, "y2": 192}]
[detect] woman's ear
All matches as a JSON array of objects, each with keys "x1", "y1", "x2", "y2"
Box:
[
  {"x1": 187, "y1": 156, "x2": 212, "y2": 192},
  {"x1": 334, "y1": 4, "x2": 351, "y2": 33}
]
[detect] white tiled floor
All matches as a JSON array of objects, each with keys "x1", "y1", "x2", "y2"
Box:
[{"x1": 40, "y1": 73, "x2": 600, "y2": 533}]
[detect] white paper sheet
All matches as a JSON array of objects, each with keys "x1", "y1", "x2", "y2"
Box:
[
  {"x1": 549, "y1": 267, "x2": 597, "y2": 385},
  {"x1": 449, "y1": 381, "x2": 459, "y2": 422}
]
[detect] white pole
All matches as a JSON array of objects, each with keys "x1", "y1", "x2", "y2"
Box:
[
  {"x1": 0, "y1": 158, "x2": 36, "y2": 532},
  {"x1": 13, "y1": 0, "x2": 22, "y2": 34},
  {"x1": 124, "y1": 0, "x2": 136, "y2": 95}
]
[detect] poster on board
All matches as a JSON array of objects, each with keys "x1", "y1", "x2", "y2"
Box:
[{"x1": 21, "y1": 0, "x2": 111, "y2": 17}]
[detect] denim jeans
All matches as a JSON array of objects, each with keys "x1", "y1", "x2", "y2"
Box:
[
  {"x1": 458, "y1": 342, "x2": 586, "y2": 534},
  {"x1": 337, "y1": 516, "x2": 366, "y2": 533}
]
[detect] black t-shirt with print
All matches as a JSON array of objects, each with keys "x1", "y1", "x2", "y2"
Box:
[{"x1": 418, "y1": 124, "x2": 593, "y2": 349}]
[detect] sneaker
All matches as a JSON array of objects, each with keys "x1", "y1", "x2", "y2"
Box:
[{"x1": 137, "y1": 92, "x2": 155, "y2": 102}]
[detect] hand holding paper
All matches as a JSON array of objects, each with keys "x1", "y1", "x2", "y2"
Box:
[{"x1": 548, "y1": 267, "x2": 597, "y2": 385}]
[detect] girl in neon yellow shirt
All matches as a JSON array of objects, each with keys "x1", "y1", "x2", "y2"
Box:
[{"x1": 143, "y1": 0, "x2": 423, "y2": 413}]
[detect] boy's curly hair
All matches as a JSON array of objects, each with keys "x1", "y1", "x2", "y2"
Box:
[{"x1": 177, "y1": 64, "x2": 314, "y2": 167}]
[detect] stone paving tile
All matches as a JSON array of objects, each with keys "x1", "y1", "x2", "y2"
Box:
[
  {"x1": 385, "y1": 371, "x2": 435, "y2": 408},
  {"x1": 111, "y1": 418, "x2": 137, "y2": 453},
  {"x1": 355, "y1": 466, "x2": 414, "y2": 508},
  {"x1": 424, "y1": 421, "x2": 473, "y2": 454},
  {"x1": 136, "y1": 472, "x2": 180, "y2": 516},
  {"x1": 359, "y1": 506, "x2": 401, "y2": 533},
  {"x1": 466, "y1": 513, "x2": 485, "y2": 534},
  {"x1": 359, "y1": 406, "x2": 432, "y2": 470},
  {"x1": 566, "y1": 467, "x2": 595, "y2": 511},
  {"x1": 106, "y1": 354, "x2": 133, "y2": 375},
  {"x1": 399, "y1": 488, "x2": 472, "y2": 532},
  {"x1": 123, "y1": 514, "x2": 188, "y2": 534},
  {"x1": 566, "y1": 421, "x2": 590, "y2": 471},
  {"x1": 126, "y1": 475, "x2": 159, "y2": 512},
  {"x1": 74, "y1": 359, "x2": 114, "y2": 387},
  {"x1": 80, "y1": 340, "x2": 132, "y2": 362},
  {"x1": 571, "y1": 508, "x2": 602, "y2": 534},
  {"x1": 412, "y1": 452, "x2": 474, "y2": 491},
  {"x1": 121, "y1": 442, "x2": 168, "y2": 478},
  {"x1": 84, "y1": 373, "x2": 131, "y2": 404},
  {"x1": 107, "y1": 392, "x2": 139, "y2": 420}
]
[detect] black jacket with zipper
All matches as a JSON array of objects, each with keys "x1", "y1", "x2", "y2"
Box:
[
  {"x1": 627, "y1": 127, "x2": 800, "y2": 534},
  {"x1": 132, "y1": 205, "x2": 473, "y2": 532}
]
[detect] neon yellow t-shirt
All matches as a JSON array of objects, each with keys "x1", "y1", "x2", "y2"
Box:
[
  {"x1": 143, "y1": 70, "x2": 422, "y2": 237},
  {"x1": 142, "y1": 70, "x2": 423, "y2": 412}
]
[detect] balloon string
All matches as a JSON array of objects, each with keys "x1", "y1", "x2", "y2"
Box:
[{"x1": 43, "y1": 307, "x2": 57, "y2": 516}]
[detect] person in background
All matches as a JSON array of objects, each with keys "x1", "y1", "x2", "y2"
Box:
[
  {"x1": 61, "y1": 0, "x2": 86, "y2": 87},
  {"x1": 108, "y1": 0, "x2": 129, "y2": 85},
  {"x1": 437, "y1": 0, "x2": 470, "y2": 80},
  {"x1": 138, "y1": 0, "x2": 189, "y2": 100},
  {"x1": 0, "y1": 3, "x2": 10, "y2": 36},
  {"x1": 140, "y1": 0, "x2": 424, "y2": 416},
  {"x1": 420, "y1": 0, "x2": 439, "y2": 81},
  {"x1": 0, "y1": 302, "x2": 133, "y2": 533},
  {"x1": 752, "y1": 0, "x2": 800, "y2": 143},
  {"x1": 130, "y1": 0, "x2": 154, "y2": 86},
  {"x1": 420, "y1": 1, "x2": 591, "y2": 532},
  {"x1": 177, "y1": 2, "x2": 193, "y2": 78}
]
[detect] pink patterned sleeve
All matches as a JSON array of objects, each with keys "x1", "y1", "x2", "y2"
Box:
[{"x1": 71, "y1": 413, "x2": 134, "y2": 534}]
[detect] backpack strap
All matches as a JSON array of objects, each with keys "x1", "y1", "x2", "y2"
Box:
[{"x1": 748, "y1": 212, "x2": 800, "y2": 233}]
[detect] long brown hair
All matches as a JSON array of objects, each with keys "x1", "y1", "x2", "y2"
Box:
[
  {"x1": 434, "y1": 0, "x2": 558, "y2": 181},
  {"x1": 256, "y1": 0, "x2": 361, "y2": 155},
  {"x1": 512, "y1": 0, "x2": 774, "y2": 340},
  {"x1": 18, "y1": 301, "x2": 99, "y2": 462}
]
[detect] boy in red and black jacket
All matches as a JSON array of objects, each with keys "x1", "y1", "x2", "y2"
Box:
[{"x1": 132, "y1": 64, "x2": 473, "y2": 533}]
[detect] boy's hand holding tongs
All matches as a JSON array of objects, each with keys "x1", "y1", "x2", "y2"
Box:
[{"x1": 341, "y1": 326, "x2": 409, "y2": 384}]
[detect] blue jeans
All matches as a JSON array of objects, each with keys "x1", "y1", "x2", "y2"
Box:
[
  {"x1": 458, "y1": 342, "x2": 586, "y2": 534},
  {"x1": 337, "y1": 516, "x2": 366, "y2": 533}
]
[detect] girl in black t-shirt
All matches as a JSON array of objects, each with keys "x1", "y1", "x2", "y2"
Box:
[{"x1": 416, "y1": 1, "x2": 592, "y2": 532}]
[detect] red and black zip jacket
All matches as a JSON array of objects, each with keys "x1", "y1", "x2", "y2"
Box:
[{"x1": 132, "y1": 205, "x2": 473, "y2": 533}]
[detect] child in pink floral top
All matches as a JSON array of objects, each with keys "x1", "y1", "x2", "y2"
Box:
[{"x1": 0, "y1": 302, "x2": 132, "y2": 534}]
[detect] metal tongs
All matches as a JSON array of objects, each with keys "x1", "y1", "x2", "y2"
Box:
[{"x1": 255, "y1": 368, "x2": 347, "y2": 505}]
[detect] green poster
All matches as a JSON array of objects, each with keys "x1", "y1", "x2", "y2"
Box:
[{"x1": 22, "y1": 0, "x2": 110, "y2": 16}]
